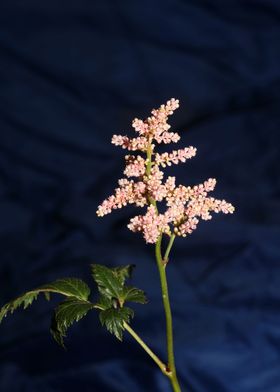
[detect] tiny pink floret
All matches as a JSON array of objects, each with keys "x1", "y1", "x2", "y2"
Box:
[
  {"x1": 155, "y1": 147, "x2": 197, "y2": 167},
  {"x1": 97, "y1": 99, "x2": 235, "y2": 244}
]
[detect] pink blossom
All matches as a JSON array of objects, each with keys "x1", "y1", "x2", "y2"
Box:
[
  {"x1": 96, "y1": 178, "x2": 147, "y2": 217},
  {"x1": 164, "y1": 176, "x2": 176, "y2": 193},
  {"x1": 151, "y1": 98, "x2": 179, "y2": 120},
  {"x1": 124, "y1": 155, "x2": 146, "y2": 177},
  {"x1": 132, "y1": 118, "x2": 149, "y2": 136},
  {"x1": 128, "y1": 205, "x2": 170, "y2": 244},
  {"x1": 111, "y1": 135, "x2": 148, "y2": 151},
  {"x1": 113, "y1": 99, "x2": 181, "y2": 149},
  {"x1": 154, "y1": 131, "x2": 181, "y2": 144},
  {"x1": 175, "y1": 217, "x2": 199, "y2": 237},
  {"x1": 155, "y1": 147, "x2": 197, "y2": 167},
  {"x1": 145, "y1": 166, "x2": 166, "y2": 202},
  {"x1": 190, "y1": 178, "x2": 217, "y2": 197},
  {"x1": 165, "y1": 203, "x2": 185, "y2": 223},
  {"x1": 174, "y1": 196, "x2": 234, "y2": 237},
  {"x1": 97, "y1": 99, "x2": 235, "y2": 244},
  {"x1": 166, "y1": 178, "x2": 217, "y2": 208}
]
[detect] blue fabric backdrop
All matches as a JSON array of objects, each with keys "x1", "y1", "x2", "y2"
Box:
[{"x1": 0, "y1": 1, "x2": 279, "y2": 391}]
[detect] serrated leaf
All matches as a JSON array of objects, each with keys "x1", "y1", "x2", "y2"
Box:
[
  {"x1": 50, "y1": 297, "x2": 95, "y2": 348},
  {"x1": 41, "y1": 279, "x2": 90, "y2": 301},
  {"x1": 91, "y1": 264, "x2": 123, "y2": 300},
  {"x1": 0, "y1": 292, "x2": 39, "y2": 323},
  {"x1": 94, "y1": 294, "x2": 113, "y2": 311},
  {"x1": 92, "y1": 264, "x2": 148, "y2": 308},
  {"x1": 113, "y1": 265, "x2": 135, "y2": 286},
  {"x1": 122, "y1": 287, "x2": 147, "y2": 304},
  {"x1": 0, "y1": 278, "x2": 91, "y2": 324},
  {"x1": 99, "y1": 307, "x2": 134, "y2": 341}
]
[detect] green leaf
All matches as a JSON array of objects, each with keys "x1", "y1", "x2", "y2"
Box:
[
  {"x1": 99, "y1": 307, "x2": 134, "y2": 341},
  {"x1": 113, "y1": 265, "x2": 134, "y2": 285},
  {"x1": 91, "y1": 264, "x2": 123, "y2": 300},
  {"x1": 0, "y1": 278, "x2": 91, "y2": 324},
  {"x1": 40, "y1": 279, "x2": 90, "y2": 301},
  {"x1": 50, "y1": 297, "x2": 95, "y2": 348},
  {"x1": 0, "y1": 292, "x2": 38, "y2": 322},
  {"x1": 94, "y1": 294, "x2": 113, "y2": 311},
  {"x1": 122, "y1": 287, "x2": 147, "y2": 304},
  {"x1": 91, "y1": 264, "x2": 144, "y2": 304},
  {"x1": 92, "y1": 264, "x2": 148, "y2": 340}
]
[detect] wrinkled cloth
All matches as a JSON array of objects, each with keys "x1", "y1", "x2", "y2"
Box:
[{"x1": 0, "y1": 1, "x2": 280, "y2": 391}]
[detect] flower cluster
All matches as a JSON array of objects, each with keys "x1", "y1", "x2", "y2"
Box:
[
  {"x1": 155, "y1": 147, "x2": 197, "y2": 167},
  {"x1": 97, "y1": 99, "x2": 234, "y2": 243}
]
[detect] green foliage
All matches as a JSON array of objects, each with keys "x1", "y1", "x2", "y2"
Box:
[
  {"x1": 41, "y1": 279, "x2": 91, "y2": 301},
  {"x1": 99, "y1": 307, "x2": 134, "y2": 341},
  {"x1": 0, "y1": 265, "x2": 147, "y2": 345},
  {"x1": 91, "y1": 264, "x2": 147, "y2": 305},
  {"x1": 0, "y1": 292, "x2": 38, "y2": 323},
  {"x1": 122, "y1": 287, "x2": 147, "y2": 304},
  {"x1": 91, "y1": 264, "x2": 126, "y2": 302},
  {"x1": 91, "y1": 264, "x2": 147, "y2": 340},
  {"x1": 0, "y1": 278, "x2": 91, "y2": 324},
  {"x1": 51, "y1": 297, "x2": 95, "y2": 348},
  {"x1": 114, "y1": 265, "x2": 135, "y2": 285},
  {"x1": 0, "y1": 278, "x2": 94, "y2": 347}
]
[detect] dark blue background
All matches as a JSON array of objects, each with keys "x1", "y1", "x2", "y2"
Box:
[{"x1": 0, "y1": 1, "x2": 279, "y2": 391}]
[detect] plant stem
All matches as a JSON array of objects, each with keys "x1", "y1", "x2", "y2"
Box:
[
  {"x1": 146, "y1": 142, "x2": 158, "y2": 209},
  {"x1": 123, "y1": 321, "x2": 169, "y2": 376},
  {"x1": 146, "y1": 139, "x2": 181, "y2": 391},
  {"x1": 163, "y1": 233, "x2": 176, "y2": 264},
  {"x1": 155, "y1": 236, "x2": 182, "y2": 392},
  {"x1": 146, "y1": 143, "x2": 153, "y2": 175}
]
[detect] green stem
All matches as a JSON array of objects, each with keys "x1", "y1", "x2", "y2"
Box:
[
  {"x1": 146, "y1": 142, "x2": 157, "y2": 209},
  {"x1": 123, "y1": 321, "x2": 169, "y2": 376},
  {"x1": 156, "y1": 237, "x2": 181, "y2": 392},
  {"x1": 163, "y1": 233, "x2": 176, "y2": 264},
  {"x1": 146, "y1": 139, "x2": 181, "y2": 391},
  {"x1": 146, "y1": 143, "x2": 153, "y2": 176}
]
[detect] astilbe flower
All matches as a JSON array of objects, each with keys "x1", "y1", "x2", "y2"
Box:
[
  {"x1": 155, "y1": 147, "x2": 197, "y2": 167},
  {"x1": 97, "y1": 98, "x2": 234, "y2": 243}
]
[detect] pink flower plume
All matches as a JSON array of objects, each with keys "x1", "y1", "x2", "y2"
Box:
[{"x1": 97, "y1": 99, "x2": 235, "y2": 244}]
